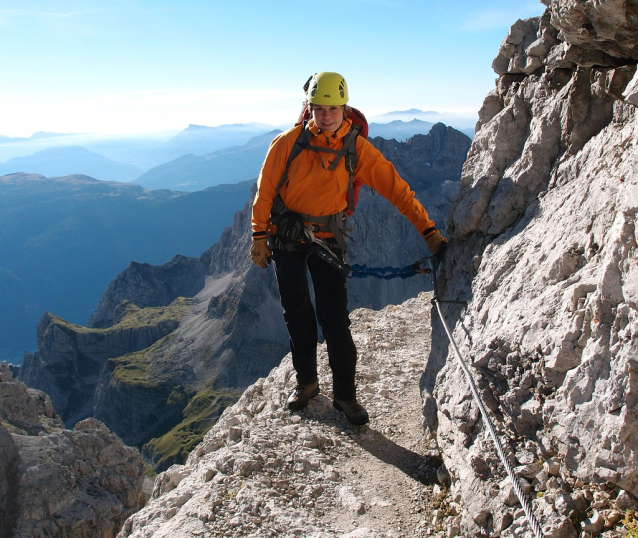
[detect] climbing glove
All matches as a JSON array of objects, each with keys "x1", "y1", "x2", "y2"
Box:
[
  {"x1": 423, "y1": 228, "x2": 448, "y2": 264},
  {"x1": 433, "y1": 240, "x2": 448, "y2": 264},
  {"x1": 250, "y1": 233, "x2": 271, "y2": 268}
]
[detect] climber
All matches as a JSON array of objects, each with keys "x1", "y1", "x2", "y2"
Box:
[{"x1": 249, "y1": 72, "x2": 447, "y2": 426}]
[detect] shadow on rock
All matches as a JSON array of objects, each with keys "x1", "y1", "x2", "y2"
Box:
[
  {"x1": 302, "y1": 397, "x2": 441, "y2": 486},
  {"x1": 0, "y1": 423, "x2": 20, "y2": 538},
  {"x1": 350, "y1": 427, "x2": 442, "y2": 486}
]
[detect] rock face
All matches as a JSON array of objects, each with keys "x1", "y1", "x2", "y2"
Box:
[
  {"x1": 423, "y1": 3, "x2": 638, "y2": 536},
  {"x1": 542, "y1": 0, "x2": 638, "y2": 65},
  {"x1": 0, "y1": 362, "x2": 145, "y2": 537},
  {"x1": 20, "y1": 301, "x2": 190, "y2": 428},
  {"x1": 89, "y1": 255, "x2": 207, "y2": 328},
  {"x1": 19, "y1": 126, "x2": 470, "y2": 471}
]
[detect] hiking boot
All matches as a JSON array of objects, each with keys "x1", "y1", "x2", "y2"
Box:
[
  {"x1": 333, "y1": 398, "x2": 369, "y2": 426},
  {"x1": 287, "y1": 381, "x2": 320, "y2": 411}
]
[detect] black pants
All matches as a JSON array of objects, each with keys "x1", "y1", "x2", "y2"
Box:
[{"x1": 272, "y1": 245, "x2": 357, "y2": 400}]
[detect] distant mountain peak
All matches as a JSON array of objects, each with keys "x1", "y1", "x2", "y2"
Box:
[
  {"x1": 29, "y1": 131, "x2": 75, "y2": 140},
  {"x1": 382, "y1": 108, "x2": 440, "y2": 116}
]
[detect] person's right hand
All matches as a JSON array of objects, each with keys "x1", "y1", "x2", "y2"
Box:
[
  {"x1": 433, "y1": 240, "x2": 448, "y2": 264},
  {"x1": 423, "y1": 228, "x2": 446, "y2": 255},
  {"x1": 249, "y1": 234, "x2": 272, "y2": 268}
]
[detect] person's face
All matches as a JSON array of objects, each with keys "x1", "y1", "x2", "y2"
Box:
[{"x1": 312, "y1": 104, "x2": 344, "y2": 132}]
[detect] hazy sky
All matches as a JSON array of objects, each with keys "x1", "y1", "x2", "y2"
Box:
[{"x1": 0, "y1": 0, "x2": 545, "y2": 137}]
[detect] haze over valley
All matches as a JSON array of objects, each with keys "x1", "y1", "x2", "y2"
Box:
[{"x1": 0, "y1": 110, "x2": 475, "y2": 189}]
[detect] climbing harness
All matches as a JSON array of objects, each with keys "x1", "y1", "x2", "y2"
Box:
[{"x1": 429, "y1": 258, "x2": 545, "y2": 538}]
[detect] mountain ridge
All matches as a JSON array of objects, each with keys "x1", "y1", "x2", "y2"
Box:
[
  {"x1": 132, "y1": 130, "x2": 283, "y2": 191},
  {"x1": 0, "y1": 174, "x2": 252, "y2": 361},
  {"x1": 0, "y1": 145, "x2": 144, "y2": 182}
]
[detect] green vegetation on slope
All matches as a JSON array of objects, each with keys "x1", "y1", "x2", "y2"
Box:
[
  {"x1": 41, "y1": 297, "x2": 240, "y2": 470},
  {"x1": 143, "y1": 385, "x2": 242, "y2": 471},
  {"x1": 109, "y1": 350, "x2": 166, "y2": 391},
  {"x1": 49, "y1": 297, "x2": 193, "y2": 335}
]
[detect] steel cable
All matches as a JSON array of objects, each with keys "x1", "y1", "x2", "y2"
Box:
[{"x1": 433, "y1": 297, "x2": 545, "y2": 538}]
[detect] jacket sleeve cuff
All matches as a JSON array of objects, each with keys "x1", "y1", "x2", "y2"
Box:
[{"x1": 422, "y1": 227, "x2": 437, "y2": 238}]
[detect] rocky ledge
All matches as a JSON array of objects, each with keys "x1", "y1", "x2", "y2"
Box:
[
  {"x1": 0, "y1": 361, "x2": 145, "y2": 537},
  {"x1": 118, "y1": 295, "x2": 446, "y2": 538}
]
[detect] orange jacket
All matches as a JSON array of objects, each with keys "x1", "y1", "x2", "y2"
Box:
[{"x1": 252, "y1": 118, "x2": 435, "y2": 238}]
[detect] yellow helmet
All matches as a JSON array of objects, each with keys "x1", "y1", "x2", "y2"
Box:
[{"x1": 307, "y1": 72, "x2": 349, "y2": 105}]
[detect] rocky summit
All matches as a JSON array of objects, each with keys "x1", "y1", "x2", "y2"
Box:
[{"x1": 0, "y1": 361, "x2": 145, "y2": 538}]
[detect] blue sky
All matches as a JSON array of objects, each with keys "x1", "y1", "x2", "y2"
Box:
[{"x1": 0, "y1": 0, "x2": 545, "y2": 137}]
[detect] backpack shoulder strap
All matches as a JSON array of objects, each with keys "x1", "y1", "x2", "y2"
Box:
[
  {"x1": 343, "y1": 124, "x2": 361, "y2": 173},
  {"x1": 274, "y1": 122, "x2": 361, "y2": 215},
  {"x1": 274, "y1": 122, "x2": 313, "y2": 194},
  {"x1": 342, "y1": 124, "x2": 361, "y2": 213},
  {"x1": 326, "y1": 124, "x2": 360, "y2": 172}
]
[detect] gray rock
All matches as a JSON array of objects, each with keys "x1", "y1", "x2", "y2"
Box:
[
  {"x1": 499, "y1": 478, "x2": 520, "y2": 506},
  {"x1": 581, "y1": 511, "x2": 605, "y2": 532},
  {"x1": 616, "y1": 489, "x2": 638, "y2": 511},
  {"x1": 623, "y1": 70, "x2": 638, "y2": 105},
  {"x1": 88, "y1": 255, "x2": 207, "y2": 328},
  {"x1": 544, "y1": 457, "x2": 561, "y2": 476},
  {"x1": 339, "y1": 486, "x2": 366, "y2": 515},
  {"x1": 543, "y1": 516, "x2": 578, "y2": 538},
  {"x1": 424, "y1": 2, "x2": 638, "y2": 535},
  {"x1": 534, "y1": 469, "x2": 550, "y2": 492},
  {"x1": 0, "y1": 374, "x2": 144, "y2": 537},
  {"x1": 543, "y1": 0, "x2": 638, "y2": 63}
]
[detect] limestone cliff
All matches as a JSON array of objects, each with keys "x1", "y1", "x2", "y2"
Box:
[
  {"x1": 0, "y1": 362, "x2": 145, "y2": 537},
  {"x1": 422, "y1": 2, "x2": 638, "y2": 536},
  {"x1": 89, "y1": 255, "x2": 207, "y2": 329},
  {"x1": 20, "y1": 300, "x2": 191, "y2": 429}
]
